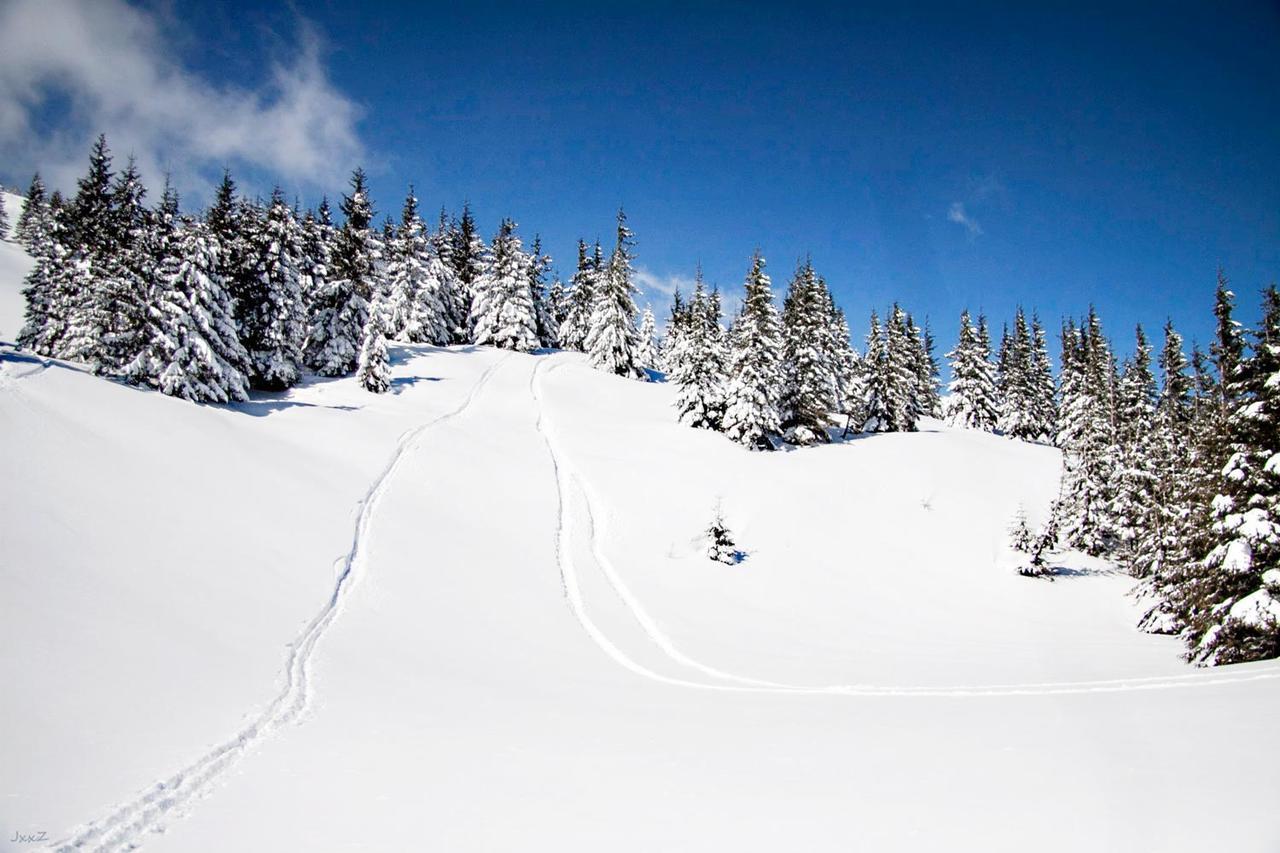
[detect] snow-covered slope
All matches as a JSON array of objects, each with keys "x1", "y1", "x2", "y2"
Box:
[
  {"x1": 2, "y1": 237, "x2": 1278, "y2": 852},
  {"x1": 0, "y1": 191, "x2": 32, "y2": 339}
]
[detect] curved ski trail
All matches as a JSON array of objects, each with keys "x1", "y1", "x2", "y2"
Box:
[
  {"x1": 531, "y1": 356, "x2": 1280, "y2": 698},
  {"x1": 53, "y1": 356, "x2": 508, "y2": 853}
]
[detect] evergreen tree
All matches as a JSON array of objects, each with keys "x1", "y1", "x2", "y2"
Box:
[
  {"x1": 240, "y1": 188, "x2": 306, "y2": 389},
  {"x1": 357, "y1": 286, "x2": 393, "y2": 393},
  {"x1": 148, "y1": 220, "x2": 252, "y2": 403},
  {"x1": 829, "y1": 301, "x2": 866, "y2": 433},
  {"x1": 559, "y1": 240, "x2": 598, "y2": 351},
  {"x1": 14, "y1": 173, "x2": 48, "y2": 250},
  {"x1": 528, "y1": 235, "x2": 558, "y2": 348},
  {"x1": 884, "y1": 304, "x2": 922, "y2": 432},
  {"x1": 780, "y1": 259, "x2": 835, "y2": 444},
  {"x1": 385, "y1": 188, "x2": 448, "y2": 345},
  {"x1": 946, "y1": 309, "x2": 999, "y2": 430},
  {"x1": 0, "y1": 191, "x2": 8, "y2": 240},
  {"x1": 57, "y1": 135, "x2": 118, "y2": 370},
  {"x1": 1028, "y1": 314, "x2": 1057, "y2": 439},
  {"x1": 471, "y1": 218, "x2": 538, "y2": 351},
  {"x1": 917, "y1": 318, "x2": 943, "y2": 419},
  {"x1": 585, "y1": 209, "x2": 643, "y2": 378},
  {"x1": 305, "y1": 168, "x2": 375, "y2": 375},
  {"x1": 17, "y1": 199, "x2": 74, "y2": 355},
  {"x1": 722, "y1": 251, "x2": 784, "y2": 450},
  {"x1": 1111, "y1": 325, "x2": 1158, "y2": 563},
  {"x1": 449, "y1": 204, "x2": 487, "y2": 340},
  {"x1": 998, "y1": 308, "x2": 1040, "y2": 439},
  {"x1": 671, "y1": 273, "x2": 727, "y2": 429},
  {"x1": 636, "y1": 306, "x2": 659, "y2": 371},
  {"x1": 862, "y1": 310, "x2": 891, "y2": 432}
]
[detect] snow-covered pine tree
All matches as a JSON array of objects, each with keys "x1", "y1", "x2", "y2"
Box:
[
  {"x1": 299, "y1": 200, "x2": 333, "y2": 315},
  {"x1": 707, "y1": 505, "x2": 741, "y2": 565},
  {"x1": 636, "y1": 306, "x2": 659, "y2": 371},
  {"x1": 585, "y1": 209, "x2": 643, "y2": 378},
  {"x1": 827, "y1": 298, "x2": 866, "y2": 434},
  {"x1": 305, "y1": 168, "x2": 375, "y2": 376},
  {"x1": 449, "y1": 204, "x2": 487, "y2": 341},
  {"x1": 721, "y1": 251, "x2": 784, "y2": 450},
  {"x1": 1133, "y1": 321, "x2": 1197, "y2": 632},
  {"x1": 780, "y1": 259, "x2": 835, "y2": 444},
  {"x1": 17, "y1": 196, "x2": 73, "y2": 355},
  {"x1": 105, "y1": 157, "x2": 161, "y2": 379},
  {"x1": 14, "y1": 174, "x2": 48, "y2": 250},
  {"x1": 946, "y1": 309, "x2": 999, "y2": 431},
  {"x1": 547, "y1": 275, "x2": 570, "y2": 334},
  {"x1": 671, "y1": 273, "x2": 727, "y2": 429},
  {"x1": 884, "y1": 304, "x2": 921, "y2": 432},
  {"x1": 1111, "y1": 325, "x2": 1158, "y2": 564},
  {"x1": 557, "y1": 240, "x2": 593, "y2": 351},
  {"x1": 56, "y1": 135, "x2": 119, "y2": 370},
  {"x1": 862, "y1": 310, "x2": 891, "y2": 432},
  {"x1": 471, "y1": 218, "x2": 538, "y2": 352},
  {"x1": 1058, "y1": 308, "x2": 1120, "y2": 555},
  {"x1": 1182, "y1": 283, "x2": 1280, "y2": 664},
  {"x1": 0, "y1": 190, "x2": 8, "y2": 240},
  {"x1": 357, "y1": 285, "x2": 393, "y2": 394},
  {"x1": 528, "y1": 235, "x2": 558, "y2": 348},
  {"x1": 385, "y1": 188, "x2": 448, "y2": 345},
  {"x1": 997, "y1": 308, "x2": 1040, "y2": 439},
  {"x1": 915, "y1": 317, "x2": 943, "y2": 419},
  {"x1": 148, "y1": 220, "x2": 252, "y2": 403},
  {"x1": 1028, "y1": 313, "x2": 1057, "y2": 440},
  {"x1": 239, "y1": 188, "x2": 306, "y2": 389},
  {"x1": 660, "y1": 288, "x2": 690, "y2": 373}
]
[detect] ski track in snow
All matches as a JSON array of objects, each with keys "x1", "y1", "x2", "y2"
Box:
[
  {"x1": 530, "y1": 355, "x2": 1280, "y2": 698},
  {"x1": 50, "y1": 355, "x2": 510, "y2": 853}
]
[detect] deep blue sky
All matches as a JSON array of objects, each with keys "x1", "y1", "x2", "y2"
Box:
[{"x1": 15, "y1": 1, "x2": 1280, "y2": 356}]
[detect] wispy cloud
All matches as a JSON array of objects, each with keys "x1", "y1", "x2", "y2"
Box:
[
  {"x1": 0, "y1": 0, "x2": 364, "y2": 200},
  {"x1": 947, "y1": 201, "x2": 983, "y2": 237},
  {"x1": 634, "y1": 266, "x2": 696, "y2": 301}
]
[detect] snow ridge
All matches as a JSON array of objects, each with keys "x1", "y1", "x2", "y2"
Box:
[
  {"x1": 532, "y1": 355, "x2": 1280, "y2": 698},
  {"x1": 51, "y1": 355, "x2": 509, "y2": 853}
]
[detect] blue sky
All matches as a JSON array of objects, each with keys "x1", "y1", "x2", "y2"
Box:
[{"x1": 2, "y1": 1, "x2": 1278, "y2": 357}]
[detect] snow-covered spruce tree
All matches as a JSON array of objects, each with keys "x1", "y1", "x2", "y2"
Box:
[
  {"x1": 585, "y1": 209, "x2": 644, "y2": 378},
  {"x1": 56, "y1": 135, "x2": 118, "y2": 370},
  {"x1": 528, "y1": 235, "x2": 558, "y2": 348},
  {"x1": 471, "y1": 218, "x2": 538, "y2": 352},
  {"x1": 430, "y1": 209, "x2": 468, "y2": 345},
  {"x1": 1182, "y1": 284, "x2": 1280, "y2": 665},
  {"x1": 1132, "y1": 321, "x2": 1197, "y2": 629},
  {"x1": 17, "y1": 196, "x2": 74, "y2": 355},
  {"x1": 721, "y1": 251, "x2": 784, "y2": 450},
  {"x1": 237, "y1": 188, "x2": 307, "y2": 390},
  {"x1": 557, "y1": 240, "x2": 594, "y2": 351},
  {"x1": 884, "y1": 304, "x2": 922, "y2": 432},
  {"x1": 946, "y1": 309, "x2": 999, "y2": 431},
  {"x1": 780, "y1": 259, "x2": 835, "y2": 444},
  {"x1": 660, "y1": 288, "x2": 690, "y2": 373},
  {"x1": 671, "y1": 274, "x2": 728, "y2": 429},
  {"x1": 305, "y1": 169, "x2": 375, "y2": 376},
  {"x1": 707, "y1": 505, "x2": 740, "y2": 564},
  {"x1": 827, "y1": 298, "x2": 866, "y2": 434},
  {"x1": 205, "y1": 171, "x2": 253, "y2": 327},
  {"x1": 1029, "y1": 313, "x2": 1057, "y2": 440},
  {"x1": 14, "y1": 173, "x2": 48, "y2": 250},
  {"x1": 108, "y1": 157, "x2": 165, "y2": 380},
  {"x1": 0, "y1": 190, "x2": 8, "y2": 240},
  {"x1": 386, "y1": 188, "x2": 448, "y2": 345},
  {"x1": 861, "y1": 310, "x2": 891, "y2": 432},
  {"x1": 357, "y1": 285, "x2": 393, "y2": 394},
  {"x1": 148, "y1": 220, "x2": 252, "y2": 403},
  {"x1": 1058, "y1": 308, "x2": 1120, "y2": 556},
  {"x1": 547, "y1": 275, "x2": 570, "y2": 334},
  {"x1": 997, "y1": 308, "x2": 1040, "y2": 439},
  {"x1": 448, "y1": 204, "x2": 488, "y2": 341},
  {"x1": 915, "y1": 317, "x2": 943, "y2": 419},
  {"x1": 1111, "y1": 325, "x2": 1159, "y2": 564},
  {"x1": 299, "y1": 200, "x2": 333, "y2": 316},
  {"x1": 636, "y1": 306, "x2": 659, "y2": 371}
]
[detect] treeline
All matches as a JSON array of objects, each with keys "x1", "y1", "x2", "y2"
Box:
[
  {"x1": 9, "y1": 136, "x2": 1277, "y2": 667},
  {"x1": 13, "y1": 135, "x2": 655, "y2": 401}
]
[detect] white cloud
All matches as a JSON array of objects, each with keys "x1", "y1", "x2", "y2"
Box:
[
  {"x1": 0, "y1": 0, "x2": 363, "y2": 200},
  {"x1": 947, "y1": 201, "x2": 983, "y2": 237},
  {"x1": 634, "y1": 266, "x2": 696, "y2": 301}
]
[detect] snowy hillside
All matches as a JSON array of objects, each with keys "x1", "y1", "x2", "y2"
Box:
[{"x1": 2, "y1": 232, "x2": 1279, "y2": 852}]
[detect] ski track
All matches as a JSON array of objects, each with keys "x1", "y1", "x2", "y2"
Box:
[
  {"x1": 50, "y1": 355, "x2": 510, "y2": 853},
  {"x1": 530, "y1": 355, "x2": 1280, "y2": 698}
]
